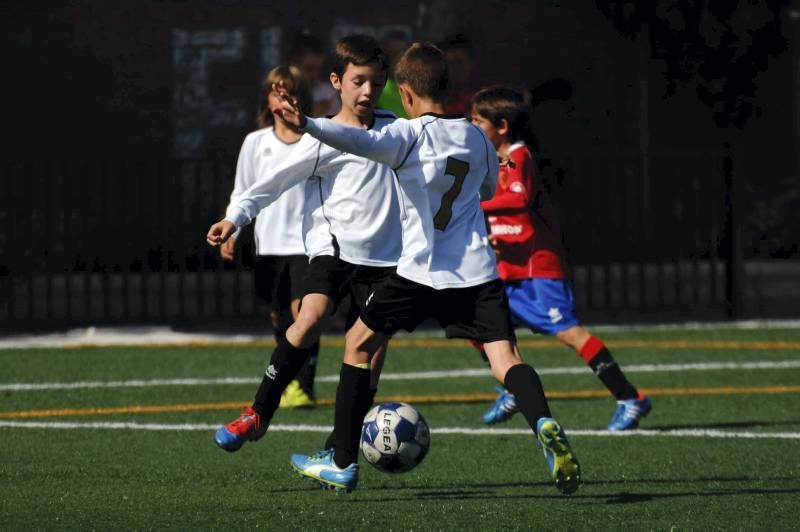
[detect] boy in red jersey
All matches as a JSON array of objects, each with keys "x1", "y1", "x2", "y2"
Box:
[{"x1": 470, "y1": 86, "x2": 651, "y2": 431}]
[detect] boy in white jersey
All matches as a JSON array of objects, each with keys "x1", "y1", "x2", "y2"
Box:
[
  {"x1": 207, "y1": 35, "x2": 401, "y2": 453},
  {"x1": 222, "y1": 65, "x2": 318, "y2": 410},
  {"x1": 280, "y1": 43, "x2": 581, "y2": 495}
]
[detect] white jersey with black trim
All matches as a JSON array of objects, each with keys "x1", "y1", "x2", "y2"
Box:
[
  {"x1": 227, "y1": 127, "x2": 306, "y2": 256},
  {"x1": 302, "y1": 113, "x2": 500, "y2": 289},
  {"x1": 225, "y1": 112, "x2": 401, "y2": 267}
]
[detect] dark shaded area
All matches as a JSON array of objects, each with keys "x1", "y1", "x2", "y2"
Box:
[
  {"x1": 1, "y1": 1, "x2": 797, "y2": 331},
  {"x1": 596, "y1": 0, "x2": 789, "y2": 129},
  {"x1": 594, "y1": 0, "x2": 799, "y2": 262}
]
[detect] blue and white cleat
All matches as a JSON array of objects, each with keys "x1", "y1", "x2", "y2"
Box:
[
  {"x1": 536, "y1": 417, "x2": 581, "y2": 495},
  {"x1": 482, "y1": 387, "x2": 518, "y2": 425},
  {"x1": 608, "y1": 394, "x2": 652, "y2": 431},
  {"x1": 291, "y1": 449, "x2": 359, "y2": 493}
]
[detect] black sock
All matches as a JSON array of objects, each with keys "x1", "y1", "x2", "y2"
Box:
[
  {"x1": 332, "y1": 363, "x2": 372, "y2": 469},
  {"x1": 504, "y1": 364, "x2": 552, "y2": 430},
  {"x1": 587, "y1": 349, "x2": 638, "y2": 400},
  {"x1": 294, "y1": 341, "x2": 320, "y2": 398},
  {"x1": 579, "y1": 337, "x2": 638, "y2": 400},
  {"x1": 251, "y1": 334, "x2": 311, "y2": 423},
  {"x1": 324, "y1": 387, "x2": 376, "y2": 451}
]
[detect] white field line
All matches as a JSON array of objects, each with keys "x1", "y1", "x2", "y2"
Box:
[
  {"x1": 0, "y1": 420, "x2": 799, "y2": 440},
  {"x1": 2, "y1": 359, "x2": 800, "y2": 392},
  {"x1": 2, "y1": 320, "x2": 800, "y2": 350}
]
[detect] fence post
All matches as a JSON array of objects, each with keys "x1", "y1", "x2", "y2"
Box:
[{"x1": 723, "y1": 144, "x2": 745, "y2": 318}]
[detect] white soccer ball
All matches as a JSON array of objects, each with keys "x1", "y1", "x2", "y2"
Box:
[{"x1": 360, "y1": 402, "x2": 431, "y2": 473}]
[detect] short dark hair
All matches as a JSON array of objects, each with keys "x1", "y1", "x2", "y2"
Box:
[
  {"x1": 394, "y1": 42, "x2": 449, "y2": 102},
  {"x1": 331, "y1": 34, "x2": 389, "y2": 78},
  {"x1": 256, "y1": 65, "x2": 311, "y2": 129},
  {"x1": 470, "y1": 85, "x2": 532, "y2": 142}
]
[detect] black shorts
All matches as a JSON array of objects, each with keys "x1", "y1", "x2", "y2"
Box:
[
  {"x1": 253, "y1": 255, "x2": 309, "y2": 312},
  {"x1": 360, "y1": 273, "x2": 516, "y2": 344},
  {"x1": 345, "y1": 262, "x2": 394, "y2": 331},
  {"x1": 303, "y1": 255, "x2": 394, "y2": 328}
]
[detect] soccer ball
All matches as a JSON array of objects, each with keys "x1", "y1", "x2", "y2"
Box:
[{"x1": 360, "y1": 402, "x2": 431, "y2": 473}]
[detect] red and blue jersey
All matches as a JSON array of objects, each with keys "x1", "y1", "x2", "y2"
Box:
[{"x1": 480, "y1": 142, "x2": 567, "y2": 281}]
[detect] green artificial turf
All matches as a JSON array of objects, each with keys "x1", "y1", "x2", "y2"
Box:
[{"x1": 1, "y1": 327, "x2": 799, "y2": 530}]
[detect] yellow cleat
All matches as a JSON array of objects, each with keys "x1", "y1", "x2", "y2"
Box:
[{"x1": 279, "y1": 380, "x2": 314, "y2": 409}]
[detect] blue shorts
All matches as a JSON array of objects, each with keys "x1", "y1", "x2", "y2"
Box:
[{"x1": 505, "y1": 278, "x2": 581, "y2": 336}]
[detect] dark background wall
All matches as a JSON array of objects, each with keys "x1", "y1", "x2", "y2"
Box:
[
  {"x1": 1, "y1": 0, "x2": 798, "y2": 331},
  {"x1": 2, "y1": 2, "x2": 795, "y2": 168}
]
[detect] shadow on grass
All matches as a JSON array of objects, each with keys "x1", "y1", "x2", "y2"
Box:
[
  {"x1": 648, "y1": 419, "x2": 800, "y2": 431},
  {"x1": 603, "y1": 487, "x2": 800, "y2": 505},
  {"x1": 263, "y1": 476, "x2": 800, "y2": 504}
]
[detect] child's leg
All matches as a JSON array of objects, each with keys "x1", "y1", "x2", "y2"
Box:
[
  {"x1": 484, "y1": 338, "x2": 581, "y2": 494},
  {"x1": 323, "y1": 336, "x2": 386, "y2": 450},
  {"x1": 330, "y1": 318, "x2": 389, "y2": 469},
  {"x1": 251, "y1": 292, "x2": 332, "y2": 418},
  {"x1": 287, "y1": 297, "x2": 320, "y2": 399},
  {"x1": 292, "y1": 348, "x2": 319, "y2": 398},
  {"x1": 483, "y1": 340, "x2": 552, "y2": 426},
  {"x1": 556, "y1": 325, "x2": 639, "y2": 400},
  {"x1": 506, "y1": 279, "x2": 640, "y2": 401},
  {"x1": 285, "y1": 293, "x2": 331, "y2": 348}
]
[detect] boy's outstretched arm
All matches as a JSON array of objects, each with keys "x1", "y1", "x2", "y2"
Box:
[
  {"x1": 206, "y1": 137, "x2": 336, "y2": 249},
  {"x1": 277, "y1": 84, "x2": 415, "y2": 169},
  {"x1": 225, "y1": 139, "x2": 334, "y2": 229}
]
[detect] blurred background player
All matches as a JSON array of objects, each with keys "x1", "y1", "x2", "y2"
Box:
[
  {"x1": 216, "y1": 66, "x2": 319, "y2": 450},
  {"x1": 209, "y1": 35, "x2": 401, "y2": 453},
  {"x1": 283, "y1": 42, "x2": 580, "y2": 495},
  {"x1": 441, "y1": 33, "x2": 478, "y2": 116},
  {"x1": 470, "y1": 85, "x2": 652, "y2": 431},
  {"x1": 222, "y1": 65, "x2": 318, "y2": 409},
  {"x1": 288, "y1": 31, "x2": 341, "y2": 117},
  {"x1": 377, "y1": 28, "x2": 411, "y2": 118}
]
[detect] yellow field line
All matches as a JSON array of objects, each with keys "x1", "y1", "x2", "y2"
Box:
[
  {"x1": 64, "y1": 339, "x2": 800, "y2": 350},
  {"x1": 3, "y1": 385, "x2": 799, "y2": 420}
]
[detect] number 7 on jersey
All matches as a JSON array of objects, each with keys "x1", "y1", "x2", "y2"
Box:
[{"x1": 433, "y1": 156, "x2": 470, "y2": 231}]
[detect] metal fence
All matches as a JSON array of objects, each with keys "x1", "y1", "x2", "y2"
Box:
[
  {"x1": 538, "y1": 149, "x2": 737, "y2": 321},
  {"x1": 0, "y1": 149, "x2": 739, "y2": 333}
]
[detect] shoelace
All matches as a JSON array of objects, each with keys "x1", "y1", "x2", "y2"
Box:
[
  {"x1": 230, "y1": 409, "x2": 260, "y2": 432},
  {"x1": 309, "y1": 449, "x2": 333, "y2": 461},
  {"x1": 498, "y1": 392, "x2": 517, "y2": 413},
  {"x1": 622, "y1": 402, "x2": 646, "y2": 419}
]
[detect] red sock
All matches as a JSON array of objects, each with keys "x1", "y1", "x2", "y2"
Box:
[{"x1": 578, "y1": 335, "x2": 604, "y2": 363}]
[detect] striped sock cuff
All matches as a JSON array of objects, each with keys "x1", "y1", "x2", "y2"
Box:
[{"x1": 578, "y1": 335, "x2": 605, "y2": 363}]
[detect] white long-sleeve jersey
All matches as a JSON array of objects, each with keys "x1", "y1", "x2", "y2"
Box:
[
  {"x1": 225, "y1": 113, "x2": 402, "y2": 267},
  {"x1": 227, "y1": 127, "x2": 306, "y2": 256},
  {"x1": 302, "y1": 112, "x2": 500, "y2": 289}
]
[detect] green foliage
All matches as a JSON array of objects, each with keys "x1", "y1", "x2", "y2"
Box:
[{"x1": 746, "y1": 174, "x2": 800, "y2": 258}]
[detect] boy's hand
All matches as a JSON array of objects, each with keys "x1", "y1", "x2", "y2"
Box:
[
  {"x1": 219, "y1": 236, "x2": 236, "y2": 261},
  {"x1": 499, "y1": 156, "x2": 516, "y2": 169},
  {"x1": 273, "y1": 82, "x2": 307, "y2": 131},
  {"x1": 207, "y1": 220, "x2": 235, "y2": 247},
  {"x1": 489, "y1": 236, "x2": 501, "y2": 256}
]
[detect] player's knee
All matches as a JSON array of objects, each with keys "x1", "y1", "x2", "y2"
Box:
[
  {"x1": 289, "y1": 313, "x2": 322, "y2": 346},
  {"x1": 343, "y1": 331, "x2": 364, "y2": 360}
]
